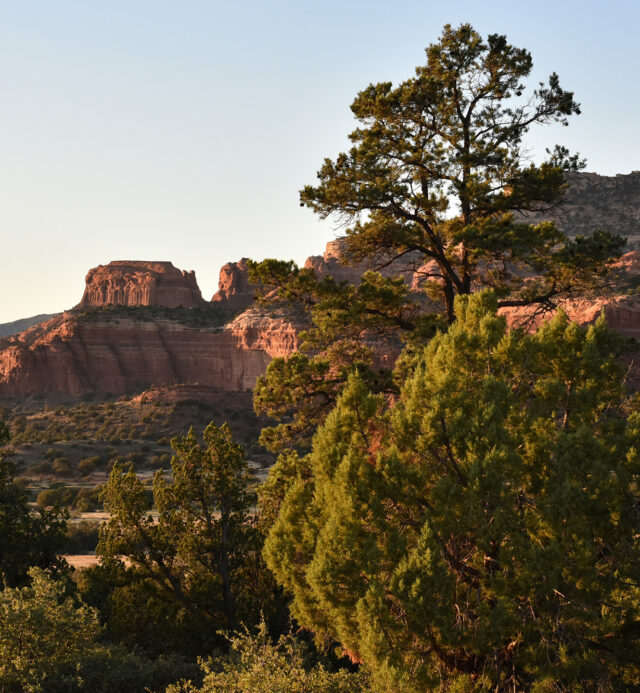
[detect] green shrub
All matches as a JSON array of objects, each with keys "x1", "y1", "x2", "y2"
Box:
[
  {"x1": 74, "y1": 486, "x2": 103, "y2": 512},
  {"x1": 0, "y1": 569, "x2": 100, "y2": 692},
  {"x1": 61, "y1": 521, "x2": 101, "y2": 554},
  {"x1": 52, "y1": 457, "x2": 72, "y2": 475},
  {"x1": 77, "y1": 456, "x2": 100, "y2": 475},
  {"x1": 37, "y1": 486, "x2": 76, "y2": 509},
  {"x1": 167, "y1": 620, "x2": 370, "y2": 693},
  {"x1": 0, "y1": 569, "x2": 198, "y2": 692},
  {"x1": 34, "y1": 459, "x2": 52, "y2": 474},
  {"x1": 127, "y1": 451, "x2": 145, "y2": 466}
]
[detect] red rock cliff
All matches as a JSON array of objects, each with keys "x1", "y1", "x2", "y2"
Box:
[
  {"x1": 304, "y1": 239, "x2": 422, "y2": 285},
  {"x1": 5, "y1": 247, "x2": 640, "y2": 400},
  {"x1": 211, "y1": 258, "x2": 255, "y2": 311},
  {"x1": 80, "y1": 261, "x2": 205, "y2": 308},
  {"x1": 0, "y1": 308, "x2": 298, "y2": 397}
]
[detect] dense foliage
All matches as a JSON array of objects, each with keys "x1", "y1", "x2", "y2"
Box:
[
  {"x1": 0, "y1": 568, "x2": 199, "y2": 693},
  {"x1": 168, "y1": 619, "x2": 371, "y2": 693},
  {"x1": 0, "y1": 424, "x2": 67, "y2": 588},
  {"x1": 264, "y1": 292, "x2": 640, "y2": 690},
  {"x1": 94, "y1": 422, "x2": 283, "y2": 656},
  {"x1": 0, "y1": 568, "x2": 99, "y2": 692}
]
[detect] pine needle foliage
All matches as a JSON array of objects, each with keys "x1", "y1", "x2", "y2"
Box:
[
  {"x1": 250, "y1": 24, "x2": 624, "y2": 454},
  {"x1": 264, "y1": 292, "x2": 640, "y2": 691}
]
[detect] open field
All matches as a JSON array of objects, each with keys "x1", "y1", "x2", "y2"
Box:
[{"x1": 62, "y1": 553, "x2": 100, "y2": 569}]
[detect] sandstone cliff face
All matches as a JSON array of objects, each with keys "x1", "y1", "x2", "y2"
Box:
[
  {"x1": 211, "y1": 258, "x2": 255, "y2": 311},
  {"x1": 519, "y1": 171, "x2": 640, "y2": 246},
  {"x1": 499, "y1": 252, "x2": 640, "y2": 335},
  {"x1": 6, "y1": 220, "x2": 640, "y2": 400},
  {"x1": 304, "y1": 240, "x2": 369, "y2": 284},
  {"x1": 499, "y1": 296, "x2": 640, "y2": 337},
  {"x1": 0, "y1": 309, "x2": 298, "y2": 397},
  {"x1": 225, "y1": 306, "x2": 299, "y2": 356},
  {"x1": 0, "y1": 258, "x2": 301, "y2": 398},
  {"x1": 308, "y1": 242, "x2": 640, "y2": 345},
  {"x1": 304, "y1": 239, "x2": 423, "y2": 285},
  {"x1": 80, "y1": 261, "x2": 205, "y2": 308}
]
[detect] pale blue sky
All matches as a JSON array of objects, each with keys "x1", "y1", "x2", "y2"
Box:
[{"x1": 1, "y1": 0, "x2": 639, "y2": 322}]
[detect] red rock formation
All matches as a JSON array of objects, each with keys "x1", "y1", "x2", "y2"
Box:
[
  {"x1": 499, "y1": 252, "x2": 640, "y2": 334},
  {"x1": 132, "y1": 384, "x2": 254, "y2": 408},
  {"x1": 304, "y1": 239, "x2": 422, "y2": 285},
  {"x1": 305, "y1": 244, "x2": 640, "y2": 357},
  {"x1": 80, "y1": 261, "x2": 205, "y2": 308},
  {"x1": 4, "y1": 247, "x2": 640, "y2": 400},
  {"x1": 212, "y1": 240, "x2": 420, "y2": 316},
  {"x1": 517, "y1": 171, "x2": 640, "y2": 246},
  {"x1": 500, "y1": 296, "x2": 640, "y2": 336},
  {"x1": 304, "y1": 240, "x2": 368, "y2": 284},
  {"x1": 0, "y1": 308, "x2": 298, "y2": 397},
  {"x1": 211, "y1": 258, "x2": 255, "y2": 311}
]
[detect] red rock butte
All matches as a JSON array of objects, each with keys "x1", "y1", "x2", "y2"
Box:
[
  {"x1": 4, "y1": 215, "x2": 640, "y2": 399},
  {"x1": 0, "y1": 258, "x2": 299, "y2": 397},
  {"x1": 79, "y1": 261, "x2": 205, "y2": 308},
  {"x1": 211, "y1": 258, "x2": 255, "y2": 311}
]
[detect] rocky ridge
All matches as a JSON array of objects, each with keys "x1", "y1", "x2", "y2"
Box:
[
  {"x1": 0, "y1": 314, "x2": 296, "y2": 396},
  {"x1": 4, "y1": 171, "x2": 640, "y2": 399},
  {"x1": 4, "y1": 241, "x2": 640, "y2": 399},
  {"x1": 211, "y1": 259, "x2": 255, "y2": 311},
  {"x1": 520, "y1": 170, "x2": 640, "y2": 246},
  {"x1": 0, "y1": 256, "x2": 300, "y2": 396},
  {"x1": 0, "y1": 314, "x2": 59, "y2": 339}
]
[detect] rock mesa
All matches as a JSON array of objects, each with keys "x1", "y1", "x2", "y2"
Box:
[
  {"x1": 0, "y1": 309, "x2": 298, "y2": 397},
  {"x1": 80, "y1": 261, "x2": 205, "y2": 308},
  {"x1": 5, "y1": 203, "x2": 640, "y2": 399}
]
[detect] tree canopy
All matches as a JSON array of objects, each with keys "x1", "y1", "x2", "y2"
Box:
[
  {"x1": 300, "y1": 23, "x2": 622, "y2": 322},
  {"x1": 0, "y1": 568, "x2": 99, "y2": 692},
  {"x1": 168, "y1": 618, "x2": 371, "y2": 693},
  {"x1": 264, "y1": 292, "x2": 640, "y2": 691},
  {"x1": 0, "y1": 424, "x2": 67, "y2": 588},
  {"x1": 97, "y1": 422, "x2": 281, "y2": 655},
  {"x1": 249, "y1": 24, "x2": 624, "y2": 453}
]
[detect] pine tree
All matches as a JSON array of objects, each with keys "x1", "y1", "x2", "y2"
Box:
[
  {"x1": 264, "y1": 292, "x2": 640, "y2": 691},
  {"x1": 250, "y1": 24, "x2": 624, "y2": 454},
  {"x1": 300, "y1": 23, "x2": 621, "y2": 323},
  {"x1": 98, "y1": 423, "x2": 278, "y2": 651}
]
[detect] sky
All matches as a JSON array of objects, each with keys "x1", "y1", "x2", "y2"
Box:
[{"x1": 1, "y1": 0, "x2": 639, "y2": 323}]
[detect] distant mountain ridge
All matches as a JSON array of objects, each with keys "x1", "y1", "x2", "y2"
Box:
[
  {"x1": 0, "y1": 314, "x2": 58, "y2": 338},
  {"x1": 519, "y1": 170, "x2": 640, "y2": 245},
  {"x1": 3, "y1": 170, "x2": 640, "y2": 398}
]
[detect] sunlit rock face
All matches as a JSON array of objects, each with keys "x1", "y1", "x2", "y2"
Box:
[
  {"x1": 0, "y1": 309, "x2": 298, "y2": 397},
  {"x1": 5, "y1": 228, "x2": 640, "y2": 399},
  {"x1": 304, "y1": 239, "x2": 424, "y2": 285},
  {"x1": 500, "y1": 295, "x2": 640, "y2": 336},
  {"x1": 211, "y1": 258, "x2": 255, "y2": 311},
  {"x1": 79, "y1": 261, "x2": 206, "y2": 308},
  {"x1": 518, "y1": 171, "x2": 640, "y2": 245},
  {"x1": 0, "y1": 260, "x2": 298, "y2": 397},
  {"x1": 499, "y1": 251, "x2": 640, "y2": 335}
]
